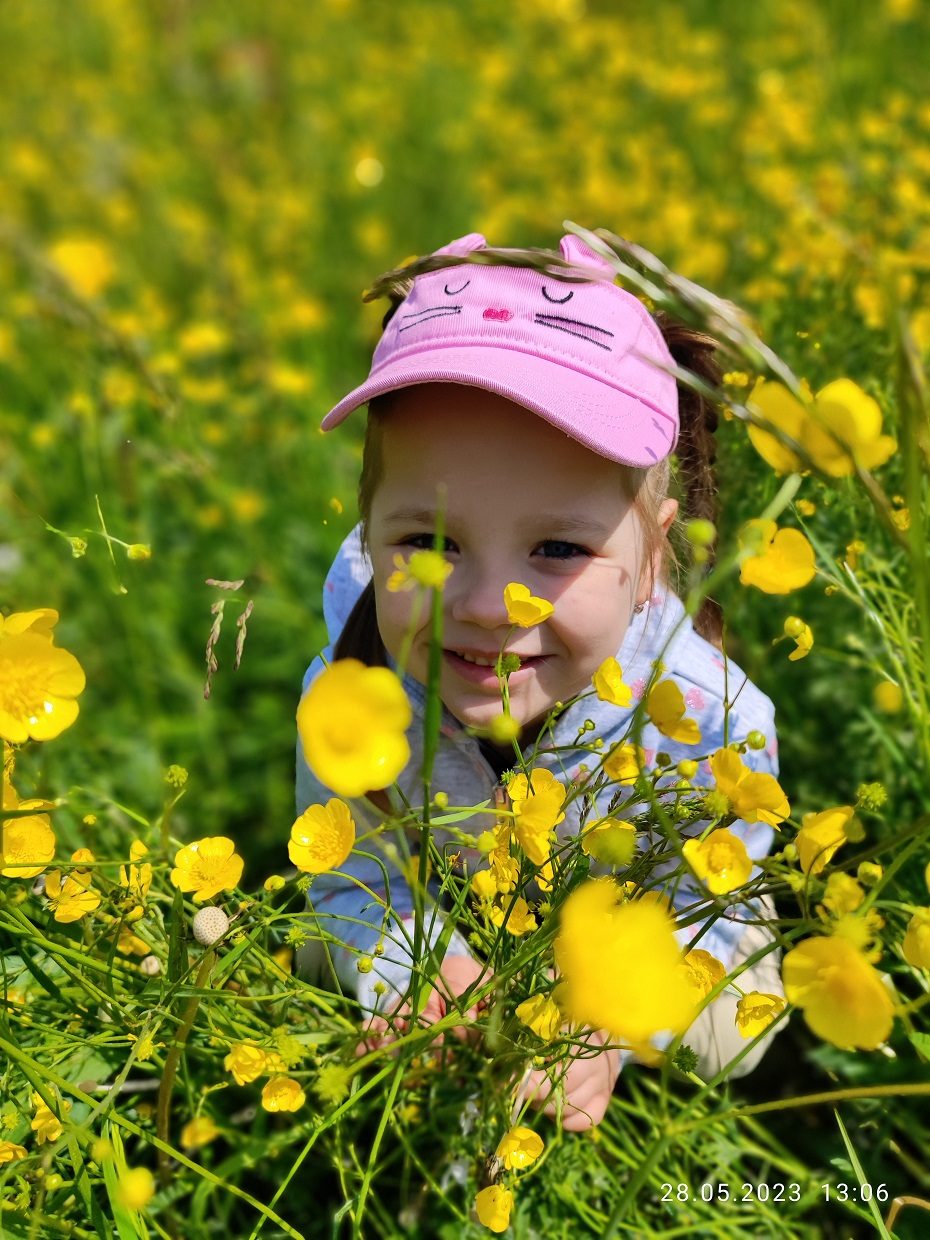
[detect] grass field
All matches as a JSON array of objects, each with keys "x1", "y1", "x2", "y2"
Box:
[{"x1": 2, "y1": 1, "x2": 930, "y2": 1236}]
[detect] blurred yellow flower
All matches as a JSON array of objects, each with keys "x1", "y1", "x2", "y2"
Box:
[
  {"x1": 230, "y1": 490, "x2": 265, "y2": 522},
  {"x1": 386, "y1": 549, "x2": 453, "y2": 592},
  {"x1": 580, "y1": 817, "x2": 636, "y2": 867},
  {"x1": 817, "y1": 872, "x2": 865, "y2": 919},
  {"x1": 503, "y1": 583, "x2": 554, "y2": 627},
  {"x1": 490, "y1": 895, "x2": 538, "y2": 936},
  {"x1": 554, "y1": 879, "x2": 698, "y2": 1049},
  {"x1": 902, "y1": 908, "x2": 930, "y2": 970},
  {"x1": 288, "y1": 799, "x2": 356, "y2": 872},
  {"x1": 515, "y1": 993, "x2": 563, "y2": 1040},
  {"x1": 783, "y1": 615, "x2": 813, "y2": 661},
  {"x1": 602, "y1": 742, "x2": 644, "y2": 785},
  {"x1": 683, "y1": 827, "x2": 753, "y2": 894},
  {"x1": 796, "y1": 806, "x2": 853, "y2": 875},
  {"x1": 267, "y1": 364, "x2": 314, "y2": 395},
  {"x1": 708, "y1": 748, "x2": 790, "y2": 826},
  {"x1": 874, "y1": 681, "x2": 903, "y2": 713},
  {"x1": 170, "y1": 836, "x2": 244, "y2": 902},
  {"x1": 739, "y1": 520, "x2": 816, "y2": 594},
  {"x1": 475, "y1": 1185, "x2": 513, "y2": 1233},
  {"x1": 647, "y1": 679, "x2": 702, "y2": 745},
  {"x1": 224, "y1": 1042, "x2": 269, "y2": 1085},
  {"x1": 592, "y1": 656, "x2": 632, "y2": 707},
  {"x1": 683, "y1": 948, "x2": 727, "y2": 998},
  {"x1": 179, "y1": 321, "x2": 230, "y2": 357},
  {"x1": 746, "y1": 379, "x2": 808, "y2": 475},
  {"x1": 116, "y1": 1167, "x2": 155, "y2": 1212},
  {"x1": 1, "y1": 778, "x2": 56, "y2": 878},
  {"x1": 48, "y1": 237, "x2": 115, "y2": 299},
  {"x1": 508, "y1": 767, "x2": 566, "y2": 866},
  {"x1": 261, "y1": 1075, "x2": 306, "y2": 1112},
  {"x1": 782, "y1": 935, "x2": 894, "y2": 1049},
  {"x1": 0, "y1": 611, "x2": 86, "y2": 743},
  {"x1": 297, "y1": 659, "x2": 411, "y2": 798},
  {"x1": 496, "y1": 1126, "x2": 544, "y2": 1170},
  {"x1": 735, "y1": 991, "x2": 787, "y2": 1038}
]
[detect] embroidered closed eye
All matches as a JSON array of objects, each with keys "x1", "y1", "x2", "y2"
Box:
[
  {"x1": 398, "y1": 304, "x2": 463, "y2": 331},
  {"x1": 541, "y1": 285, "x2": 573, "y2": 304},
  {"x1": 444, "y1": 279, "x2": 470, "y2": 295},
  {"x1": 534, "y1": 312, "x2": 614, "y2": 351}
]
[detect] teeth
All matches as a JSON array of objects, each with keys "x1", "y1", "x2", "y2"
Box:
[{"x1": 457, "y1": 652, "x2": 498, "y2": 667}]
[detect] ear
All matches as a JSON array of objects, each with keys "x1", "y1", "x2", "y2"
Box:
[{"x1": 636, "y1": 498, "x2": 679, "y2": 606}]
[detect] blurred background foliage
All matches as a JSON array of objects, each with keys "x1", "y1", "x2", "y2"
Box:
[{"x1": 2, "y1": 7, "x2": 930, "y2": 1222}]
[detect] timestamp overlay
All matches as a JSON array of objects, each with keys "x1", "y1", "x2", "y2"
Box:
[{"x1": 659, "y1": 1179, "x2": 894, "y2": 1215}]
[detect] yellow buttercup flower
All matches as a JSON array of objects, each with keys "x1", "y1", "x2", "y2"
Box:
[
  {"x1": 683, "y1": 948, "x2": 727, "y2": 998},
  {"x1": 490, "y1": 896, "x2": 538, "y2": 936},
  {"x1": 45, "y1": 851, "x2": 101, "y2": 923},
  {"x1": 902, "y1": 908, "x2": 930, "y2": 970},
  {"x1": 475, "y1": 1185, "x2": 513, "y2": 1233},
  {"x1": 288, "y1": 799, "x2": 356, "y2": 873},
  {"x1": 31, "y1": 1091, "x2": 70, "y2": 1144},
  {"x1": 503, "y1": 583, "x2": 554, "y2": 627},
  {"x1": 471, "y1": 868, "x2": 499, "y2": 902},
  {"x1": 580, "y1": 817, "x2": 636, "y2": 866},
  {"x1": 602, "y1": 742, "x2": 645, "y2": 785},
  {"x1": 180, "y1": 1115, "x2": 222, "y2": 1150},
  {"x1": 746, "y1": 378, "x2": 809, "y2": 475},
  {"x1": 261, "y1": 1075, "x2": 306, "y2": 1112},
  {"x1": 0, "y1": 611, "x2": 86, "y2": 743},
  {"x1": 1, "y1": 778, "x2": 56, "y2": 878},
  {"x1": 782, "y1": 935, "x2": 894, "y2": 1049},
  {"x1": 224, "y1": 1042, "x2": 269, "y2": 1085},
  {"x1": 297, "y1": 659, "x2": 412, "y2": 798},
  {"x1": 592, "y1": 656, "x2": 632, "y2": 708},
  {"x1": 515, "y1": 993, "x2": 563, "y2": 1040},
  {"x1": 119, "y1": 839, "x2": 153, "y2": 900},
  {"x1": 508, "y1": 768, "x2": 566, "y2": 867},
  {"x1": 683, "y1": 827, "x2": 753, "y2": 895},
  {"x1": 554, "y1": 879, "x2": 698, "y2": 1049},
  {"x1": 735, "y1": 991, "x2": 787, "y2": 1038},
  {"x1": 795, "y1": 806, "x2": 853, "y2": 875},
  {"x1": 170, "y1": 836, "x2": 244, "y2": 902},
  {"x1": 47, "y1": 236, "x2": 115, "y2": 299},
  {"x1": 646, "y1": 679, "x2": 702, "y2": 745},
  {"x1": 496, "y1": 1126, "x2": 544, "y2": 1171},
  {"x1": 739, "y1": 520, "x2": 816, "y2": 594},
  {"x1": 386, "y1": 548, "x2": 453, "y2": 592},
  {"x1": 803, "y1": 379, "x2": 896, "y2": 477},
  {"x1": 116, "y1": 1167, "x2": 155, "y2": 1212},
  {"x1": 783, "y1": 615, "x2": 814, "y2": 661},
  {"x1": 816, "y1": 872, "x2": 864, "y2": 919},
  {"x1": 707, "y1": 748, "x2": 790, "y2": 826},
  {"x1": 0, "y1": 1141, "x2": 27, "y2": 1164}
]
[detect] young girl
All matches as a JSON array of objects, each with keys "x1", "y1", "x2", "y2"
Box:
[{"x1": 295, "y1": 231, "x2": 785, "y2": 1130}]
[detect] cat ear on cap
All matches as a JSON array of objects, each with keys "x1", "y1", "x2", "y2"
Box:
[
  {"x1": 432, "y1": 233, "x2": 488, "y2": 258},
  {"x1": 559, "y1": 233, "x2": 616, "y2": 278}
]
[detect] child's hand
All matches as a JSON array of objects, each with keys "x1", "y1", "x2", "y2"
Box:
[
  {"x1": 355, "y1": 953, "x2": 488, "y2": 1057},
  {"x1": 519, "y1": 1028, "x2": 623, "y2": 1132}
]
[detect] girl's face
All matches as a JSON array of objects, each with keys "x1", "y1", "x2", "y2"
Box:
[{"x1": 367, "y1": 383, "x2": 677, "y2": 745}]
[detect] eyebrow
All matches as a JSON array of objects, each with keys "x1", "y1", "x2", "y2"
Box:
[{"x1": 381, "y1": 506, "x2": 612, "y2": 536}]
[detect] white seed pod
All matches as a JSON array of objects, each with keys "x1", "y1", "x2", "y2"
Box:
[
  {"x1": 139, "y1": 955, "x2": 161, "y2": 977},
  {"x1": 192, "y1": 906, "x2": 230, "y2": 946}
]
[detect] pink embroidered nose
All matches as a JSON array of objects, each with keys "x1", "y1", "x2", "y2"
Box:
[{"x1": 483, "y1": 307, "x2": 513, "y2": 321}]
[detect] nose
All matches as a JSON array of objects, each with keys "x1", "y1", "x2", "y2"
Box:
[{"x1": 446, "y1": 557, "x2": 515, "y2": 633}]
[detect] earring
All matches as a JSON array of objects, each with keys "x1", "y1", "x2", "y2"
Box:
[{"x1": 633, "y1": 602, "x2": 645, "y2": 615}]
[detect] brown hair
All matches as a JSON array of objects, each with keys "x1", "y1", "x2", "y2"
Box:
[{"x1": 334, "y1": 261, "x2": 724, "y2": 667}]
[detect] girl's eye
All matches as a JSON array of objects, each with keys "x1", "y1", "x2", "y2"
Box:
[
  {"x1": 401, "y1": 534, "x2": 456, "y2": 552},
  {"x1": 539, "y1": 540, "x2": 588, "y2": 560}
]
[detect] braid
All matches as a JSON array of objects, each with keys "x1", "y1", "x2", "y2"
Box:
[{"x1": 654, "y1": 312, "x2": 725, "y2": 647}]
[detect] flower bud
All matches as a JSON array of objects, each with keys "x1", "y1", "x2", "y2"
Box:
[
  {"x1": 263, "y1": 874, "x2": 286, "y2": 893},
  {"x1": 433, "y1": 791, "x2": 449, "y2": 809},
  {"x1": 192, "y1": 906, "x2": 230, "y2": 946},
  {"x1": 356, "y1": 956, "x2": 373, "y2": 974},
  {"x1": 127, "y1": 543, "x2": 152, "y2": 561},
  {"x1": 676, "y1": 759, "x2": 698, "y2": 779},
  {"x1": 746, "y1": 730, "x2": 766, "y2": 750},
  {"x1": 783, "y1": 616, "x2": 806, "y2": 639},
  {"x1": 684, "y1": 519, "x2": 716, "y2": 547},
  {"x1": 139, "y1": 955, "x2": 161, "y2": 977}
]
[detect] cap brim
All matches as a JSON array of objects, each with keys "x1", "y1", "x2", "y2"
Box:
[{"x1": 319, "y1": 346, "x2": 676, "y2": 467}]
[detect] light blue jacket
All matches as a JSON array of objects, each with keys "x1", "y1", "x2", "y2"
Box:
[{"x1": 295, "y1": 523, "x2": 786, "y2": 1078}]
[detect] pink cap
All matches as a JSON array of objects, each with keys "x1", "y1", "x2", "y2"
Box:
[{"x1": 320, "y1": 232, "x2": 679, "y2": 467}]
